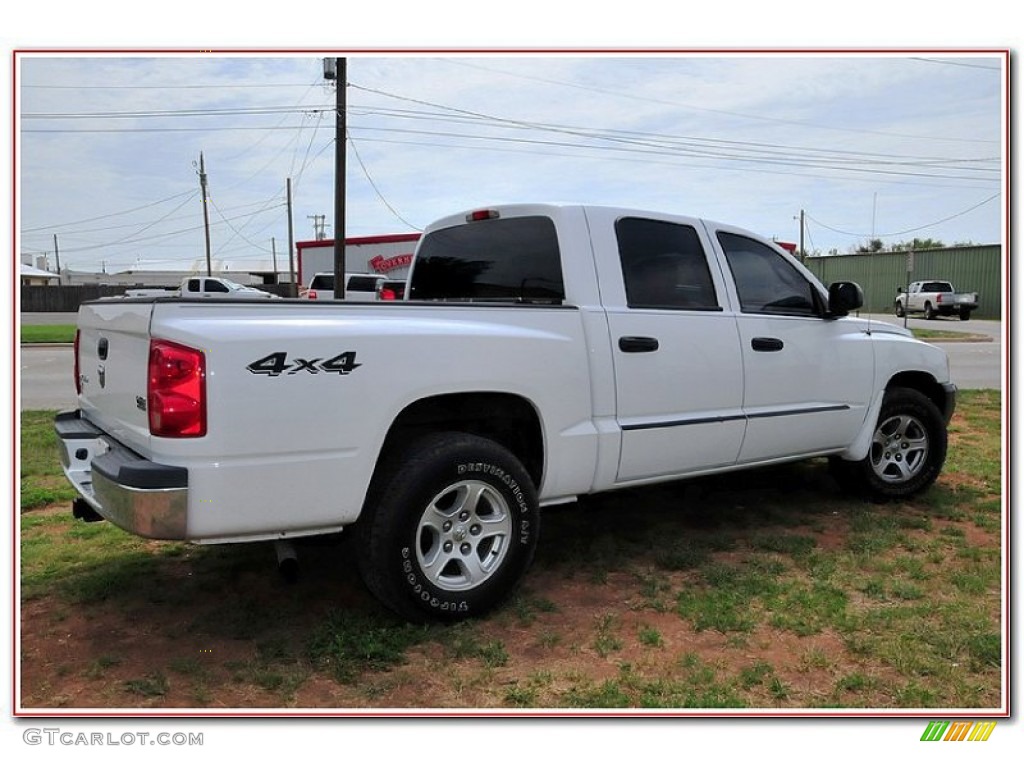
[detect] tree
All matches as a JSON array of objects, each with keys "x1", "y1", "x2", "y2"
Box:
[
  {"x1": 855, "y1": 238, "x2": 885, "y2": 254},
  {"x1": 893, "y1": 237, "x2": 945, "y2": 251}
]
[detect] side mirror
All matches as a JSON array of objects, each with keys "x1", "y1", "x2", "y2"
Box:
[
  {"x1": 896, "y1": 286, "x2": 903, "y2": 294},
  {"x1": 827, "y1": 281, "x2": 864, "y2": 317}
]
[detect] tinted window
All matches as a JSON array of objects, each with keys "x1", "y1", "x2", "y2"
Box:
[
  {"x1": 616, "y1": 218, "x2": 718, "y2": 310},
  {"x1": 382, "y1": 280, "x2": 406, "y2": 299},
  {"x1": 347, "y1": 276, "x2": 382, "y2": 292},
  {"x1": 309, "y1": 274, "x2": 334, "y2": 290},
  {"x1": 410, "y1": 216, "x2": 564, "y2": 302},
  {"x1": 718, "y1": 232, "x2": 819, "y2": 316},
  {"x1": 922, "y1": 281, "x2": 953, "y2": 292},
  {"x1": 207, "y1": 279, "x2": 229, "y2": 293},
  {"x1": 187, "y1": 279, "x2": 200, "y2": 292}
]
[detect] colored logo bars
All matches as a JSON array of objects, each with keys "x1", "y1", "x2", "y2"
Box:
[{"x1": 920, "y1": 721, "x2": 997, "y2": 742}]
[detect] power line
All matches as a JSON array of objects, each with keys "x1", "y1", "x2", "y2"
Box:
[
  {"x1": 22, "y1": 82, "x2": 314, "y2": 90},
  {"x1": 20, "y1": 189, "x2": 196, "y2": 232},
  {"x1": 805, "y1": 193, "x2": 1000, "y2": 238},
  {"x1": 441, "y1": 59, "x2": 1000, "y2": 146},
  {"x1": 909, "y1": 57, "x2": 1003, "y2": 71},
  {"x1": 22, "y1": 104, "x2": 333, "y2": 119},
  {"x1": 347, "y1": 131, "x2": 420, "y2": 231}
]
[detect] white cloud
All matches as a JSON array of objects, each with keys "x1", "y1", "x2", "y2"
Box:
[{"x1": 17, "y1": 52, "x2": 1003, "y2": 271}]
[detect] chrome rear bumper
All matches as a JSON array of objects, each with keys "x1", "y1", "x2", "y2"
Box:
[{"x1": 54, "y1": 410, "x2": 188, "y2": 540}]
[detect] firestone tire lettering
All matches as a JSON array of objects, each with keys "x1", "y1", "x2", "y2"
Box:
[{"x1": 356, "y1": 432, "x2": 540, "y2": 622}]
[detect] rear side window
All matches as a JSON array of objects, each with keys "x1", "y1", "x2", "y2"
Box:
[
  {"x1": 187, "y1": 279, "x2": 200, "y2": 292},
  {"x1": 718, "y1": 232, "x2": 819, "y2": 317},
  {"x1": 309, "y1": 274, "x2": 334, "y2": 290},
  {"x1": 347, "y1": 276, "x2": 382, "y2": 292},
  {"x1": 410, "y1": 216, "x2": 564, "y2": 302},
  {"x1": 616, "y1": 218, "x2": 718, "y2": 310}
]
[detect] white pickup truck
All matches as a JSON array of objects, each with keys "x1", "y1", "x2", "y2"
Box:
[
  {"x1": 121, "y1": 276, "x2": 276, "y2": 300},
  {"x1": 894, "y1": 280, "x2": 979, "y2": 321},
  {"x1": 55, "y1": 204, "x2": 956, "y2": 621}
]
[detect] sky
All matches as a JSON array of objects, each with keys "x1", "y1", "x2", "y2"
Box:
[{"x1": 17, "y1": 52, "x2": 1005, "y2": 275}]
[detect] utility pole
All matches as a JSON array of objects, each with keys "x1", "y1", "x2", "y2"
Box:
[
  {"x1": 52, "y1": 234, "x2": 62, "y2": 285},
  {"x1": 307, "y1": 214, "x2": 327, "y2": 240},
  {"x1": 286, "y1": 177, "x2": 296, "y2": 294},
  {"x1": 198, "y1": 152, "x2": 213, "y2": 276},
  {"x1": 271, "y1": 237, "x2": 278, "y2": 283},
  {"x1": 798, "y1": 209, "x2": 806, "y2": 263},
  {"x1": 324, "y1": 57, "x2": 347, "y2": 299}
]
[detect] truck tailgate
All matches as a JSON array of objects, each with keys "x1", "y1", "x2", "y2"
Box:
[{"x1": 76, "y1": 300, "x2": 155, "y2": 456}]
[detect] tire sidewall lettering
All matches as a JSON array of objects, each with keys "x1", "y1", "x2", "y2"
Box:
[{"x1": 395, "y1": 455, "x2": 535, "y2": 615}]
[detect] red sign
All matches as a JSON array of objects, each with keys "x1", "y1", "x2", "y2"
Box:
[{"x1": 369, "y1": 253, "x2": 413, "y2": 274}]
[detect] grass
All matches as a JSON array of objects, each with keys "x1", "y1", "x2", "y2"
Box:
[
  {"x1": 20, "y1": 324, "x2": 76, "y2": 344},
  {"x1": 19, "y1": 411, "x2": 78, "y2": 511},
  {"x1": 19, "y1": 392, "x2": 1003, "y2": 709},
  {"x1": 911, "y1": 328, "x2": 990, "y2": 341}
]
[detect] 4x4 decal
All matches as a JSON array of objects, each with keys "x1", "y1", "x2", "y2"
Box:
[{"x1": 247, "y1": 351, "x2": 361, "y2": 377}]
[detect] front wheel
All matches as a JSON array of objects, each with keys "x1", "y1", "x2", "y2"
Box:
[
  {"x1": 830, "y1": 387, "x2": 947, "y2": 500},
  {"x1": 894, "y1": 301, "x2": 905, "y2": 318},
  {"x1": 356, "y1": 432, "x2": 540, "y2": 622}
]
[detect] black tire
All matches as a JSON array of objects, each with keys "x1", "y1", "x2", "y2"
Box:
[
  {"x1": 924, "y1": 302, "x2": 937, "y2": 320},
  {"x1": 959, "y1": 308, "x2": 972, "y2": 321},
  {"x1": 894, "y1": 301, "x2": 905, "y2": 318},
  {"x1": 355, "y1": 432, "x2": 540, "y2": 622},
  {"x1": 830, "y1": 387, "x2": 947, "y2": 500}
]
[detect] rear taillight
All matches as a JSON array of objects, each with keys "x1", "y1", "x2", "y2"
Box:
[
  {"x1": 308, "y1": 289, "x2": 317, "y2": 300},
  {"x1": 379, "y1": 287, "x2": 397, "y2": 301},
  {"x1": 148, "y1": 339, "x2": 206, "y2": 438},
  {"x1": 73, "y1": 330, "x2": 81, "y2": 395}
]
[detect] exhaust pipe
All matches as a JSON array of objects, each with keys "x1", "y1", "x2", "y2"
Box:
[
  {"x1": 72, "y1": 497, "x2": 104, "y2": 523},
  {"x1": 275, "y1": 540, "x2": 299, "y2": 583}
]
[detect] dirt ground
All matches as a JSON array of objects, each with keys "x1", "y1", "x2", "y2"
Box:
[{"x1": 19, "y1": 461, "x2": 1003, "y2": 712}]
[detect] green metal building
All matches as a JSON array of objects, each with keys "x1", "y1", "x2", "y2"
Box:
[{"x1": 804, "y1": 245, "x2": 1002, "y2": 319}]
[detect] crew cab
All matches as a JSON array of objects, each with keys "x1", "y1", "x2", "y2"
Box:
[
  {"x1": 303, "y1": 272, "x2": 385, "y2": 301},
  {"x1": 120, "y1": 276, "x2": 276, "y2": 300},
  {"x1": 895, "y1": 280, "x2": 978, "y2": 321},
  {"x1": 55, "y1": 204, "x2": 956, "y2": 621}
]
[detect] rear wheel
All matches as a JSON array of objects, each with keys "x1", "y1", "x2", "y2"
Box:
[
  {"x1": 959, "y1": 308, "x2": 972, "y2": 321},
  {"x1": 924, "y1": 302, "x2": 937, "y2": 320},
  {"x1": 830, "y1": 387, "x2": 947, "y2": 500},
  {"x1": 356, "y1": 432, "x2": 539, "y2": 622},
  {"x1": 894, "y1": 301, "x2": 905, "y2": 318}
]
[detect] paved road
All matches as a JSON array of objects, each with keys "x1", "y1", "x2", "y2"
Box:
[
  {"x1": 18, "y1": 314, "x2": 1004, "y2": 411},
  {"x1": 861, "y1": 313, "x2": 1003, "y2": 391},
  {"x1": 19, "y1": 345, "x2": 78, "y2": 410}
]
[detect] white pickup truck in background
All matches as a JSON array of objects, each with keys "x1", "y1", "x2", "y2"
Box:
[
  {"x1": 895, "y1": 280, "x2": 979, "y2": 321},
  {"x1": 301, "y1": 272, "x2": 386, "y2": 301},
  {"x1": 120, "y1": 276, "x2": 277, "y2": 300},
  {"x1": 56, "y1": 203, "x2": 956, "y2": 621}
]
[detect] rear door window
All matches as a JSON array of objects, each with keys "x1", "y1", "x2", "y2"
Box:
[
  {"x1": 347, "y1": 276, "x2": 382, "y2": 292},
  {"x1": 310, "y1": 275, "x2": 333, "y2": 291},
  {"x1": 616, "y1": 217, "x2": 718, "y2": 310}
]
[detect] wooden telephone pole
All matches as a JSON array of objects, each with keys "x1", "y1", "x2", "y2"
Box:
[
  {"x1": 198, "y1": 152, "x2": 213, "y2": 276},
  {"x1": 324, "y1": 57, "x2": 347, "y2": 298}
]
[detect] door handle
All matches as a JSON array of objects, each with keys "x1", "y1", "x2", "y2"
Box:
[
  {"x1": 619, "y1": 336, "x2": 660, "y2": 353},
  {"x1": 751, "y1": 337, "x2": 784, "y2": 352}
]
